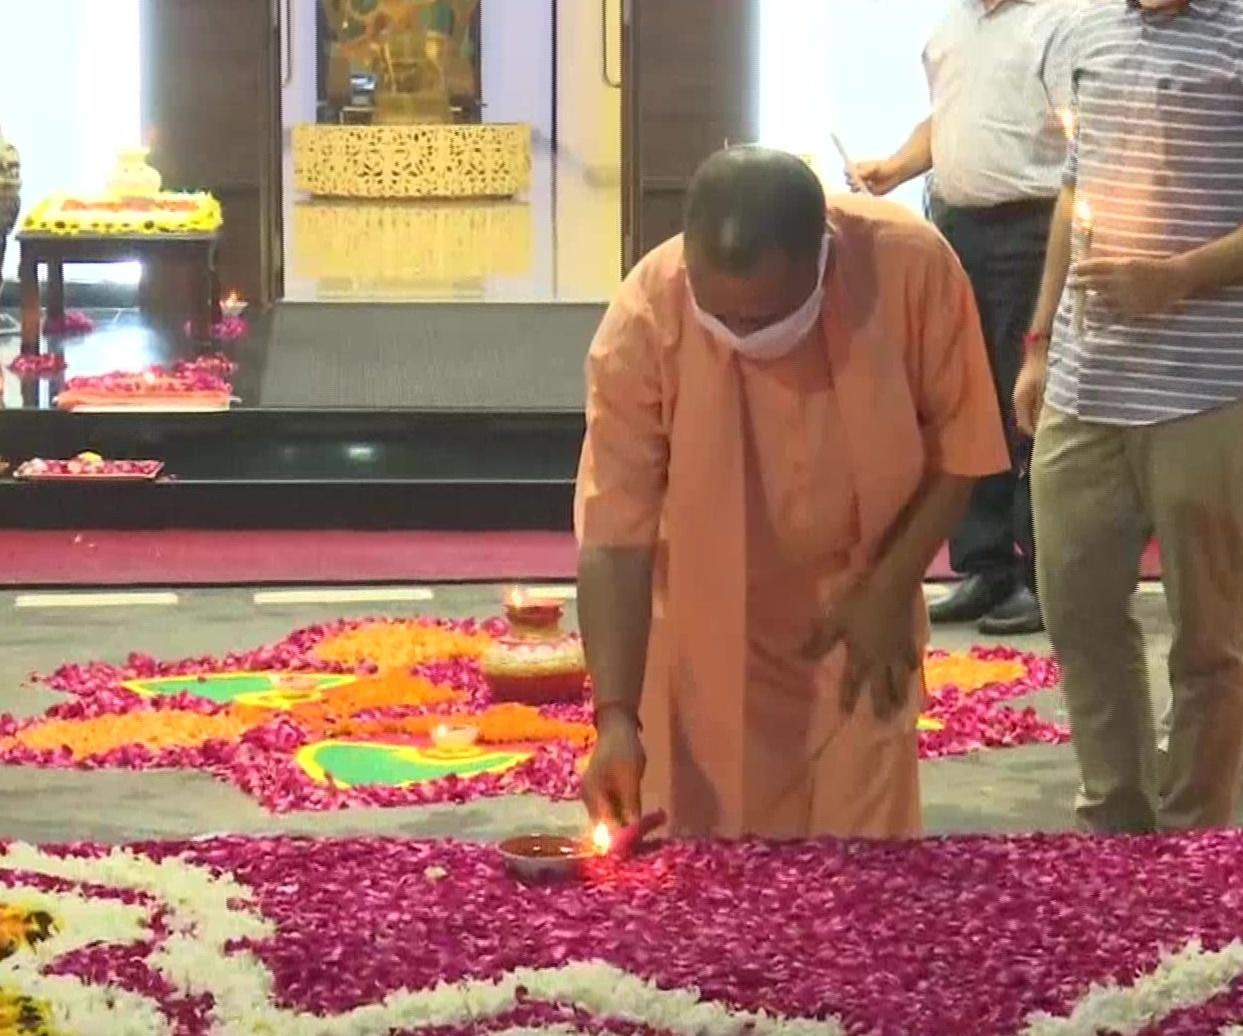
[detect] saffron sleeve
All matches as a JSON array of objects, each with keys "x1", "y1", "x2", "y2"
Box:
[
  {"x1": 573, "y1": 289, "x2": 669, "y2": 548},
  {"x1": 908, "y1": 233, "x2": 1011, "y2": 479}
]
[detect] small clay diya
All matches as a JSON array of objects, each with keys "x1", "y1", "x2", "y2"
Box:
[
  {"x1": 502, "y1": 586, "x2": 566, "y2": 627},
  {"x1": 274, "y1": 674, "x2": 323, "y2": 692},
  {"x1": 431, "y1": 723, "x2": 479, "y2": 751},
  {"x1": 498, "y1": 834, "x2": 594, "y2": 882},
  {"x1": 221, "y1": 292, "x2": 247, "y2": 319}
]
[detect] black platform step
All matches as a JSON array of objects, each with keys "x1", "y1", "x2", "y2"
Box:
[
  {"x1": 0, "y1": 300, "x2": 599, "y2": 530},
  {"x1": 0, "y1": 479, "x2": 575, "y2": 530},
  {"x1": 0, "y1": 409, "x2": 583, "y2": 530}
]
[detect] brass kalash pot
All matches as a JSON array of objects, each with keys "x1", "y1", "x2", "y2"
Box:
[{"x1": 0, "y1": 126, "x2": 19, "y2": 302}]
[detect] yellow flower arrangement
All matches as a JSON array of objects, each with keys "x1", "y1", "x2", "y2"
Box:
[
  {"x1": 0, "y1": 989, "x2": 62, "y2": 1036},
  {"x1": 0, "y1": 903, "x2": 55, "y2": 961},
  {"x1": 21, "y1": 193, "x2": 223, "y2": 236}
]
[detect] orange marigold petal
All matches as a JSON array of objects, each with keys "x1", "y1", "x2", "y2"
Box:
[
  {"x1": 294, "y1": 672, "x2": 460, "y2": 733},
  {"x1": 329, "y1": 703, "x2": 595, "y2": 748},
  {"x1": 8, "y1": 710, "x2": 264, "y2": 760},
  {"x1": 923, "y1": 657, "x2": 1028, "y2": 694},
  {"x1": 313, "y1": 621, "x2": 492, "y2": 671}
]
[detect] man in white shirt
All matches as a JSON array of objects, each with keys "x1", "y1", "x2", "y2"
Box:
[{"x1": 854, "y1": 0, "x2": 1080, "y2": 637}]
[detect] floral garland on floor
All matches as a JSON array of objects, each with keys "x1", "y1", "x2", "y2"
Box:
[
  {"x1": 2, "y1": 832, "x2": 1243, "y2": 1035},
  {"x1": 0, "y1": 618, "x2": 1064, "y2": 813}
]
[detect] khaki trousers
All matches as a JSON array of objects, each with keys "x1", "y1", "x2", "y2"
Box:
[{"x1": 1031, "y1": 401, "x2": 1243, "y2": 832}]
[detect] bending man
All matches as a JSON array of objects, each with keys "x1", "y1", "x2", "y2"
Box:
[{"x1": 575, "y1": 147, "x2": 1009, "y2": 839}]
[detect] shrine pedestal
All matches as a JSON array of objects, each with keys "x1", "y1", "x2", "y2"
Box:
[
  {"x1": 291, "y1": 123, "x2": 532, "y2": 200},
  {"x1": 291, "y1": 199, "x2": 532, "y2": 285}
]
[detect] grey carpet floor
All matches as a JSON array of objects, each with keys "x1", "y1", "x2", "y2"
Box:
[{"x1": 263, "y1": 302, "x2": 605, "y2": 409}]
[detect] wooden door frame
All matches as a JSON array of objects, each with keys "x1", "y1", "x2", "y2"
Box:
[
  {"x1": 619, "y1": 0, "x2": 760, "y2": 274},
  {"x1": 140, "y1": 0, "x2": 284, "y2": 308},
  {"x1": 619, "y1": 0, "x2": 636, "y2": 273},
  {"x1": 267, "y1": 0, "x2": 286, "y2": 303}
]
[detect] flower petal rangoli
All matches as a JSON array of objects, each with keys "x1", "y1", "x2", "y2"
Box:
[
  {"x1": 0, "y1": 833, "x2": 1242, "y2": 1035},
  {"x1": 0, "y1": 616, "x2": 1065, "y2": 812}
]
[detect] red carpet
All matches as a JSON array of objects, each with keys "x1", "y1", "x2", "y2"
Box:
[{"x1": 0, "y1": 530, "x2": 1165, "y2": 588}]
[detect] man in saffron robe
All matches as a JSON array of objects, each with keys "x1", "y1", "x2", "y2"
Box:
[{"x1": 575, "y1": 147, "x2": 1010, "y2": 839}]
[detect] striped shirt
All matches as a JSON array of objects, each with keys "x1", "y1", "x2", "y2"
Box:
[
  {"x1": 924, "y1": 0, "x2": 1081, "y2": 207},
  {"x1": 1046, "y1": 0, "x2": 1243, "y2": 426}
]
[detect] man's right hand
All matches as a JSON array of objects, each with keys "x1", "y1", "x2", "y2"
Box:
[
  {"x1": 849, "y1": 159, "x2": 905, "y2": 196},
  {"x1": 1014, "y1": 353, "x2": 1049, "y2": 437},
  {"x1": 581, "y1": 709, "x2": 646, "y2": 827}
]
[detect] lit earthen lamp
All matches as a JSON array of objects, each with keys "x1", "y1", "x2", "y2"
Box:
[
  {"x1": 480, "y1": 588, "x2": 587, "y2": 705},
  {"x1": 499, "y1": 811, "x2": 669, "y2": 882},
  {"x1": 220, "y1": 292, "x2": 246, "y2": 320}
]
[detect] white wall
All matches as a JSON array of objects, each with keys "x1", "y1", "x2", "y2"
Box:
[
  {"x1": 758, "y1": 0, "x2": 941, "y2": 215},
  {"x1": 0, "y1": 0, "x2": 142, "y2": 283},
  {"x1": 554, "y1": 0, "x2": 621, "y2": 179},
  {"x1": 281, "y1": 0, "x2": 321, "y2": 129},
  {"x1": 481, "y1": 0, "x2": 554, "y2": 139}
]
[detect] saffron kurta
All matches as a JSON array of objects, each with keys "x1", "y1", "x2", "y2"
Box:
[{"x1": 575, "y1": 195, "x2": 1009, "y2": 840}]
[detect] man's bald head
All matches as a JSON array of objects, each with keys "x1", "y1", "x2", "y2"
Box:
[{"x1": 683, "y1": 147, "x2": 826, "y2": 276}]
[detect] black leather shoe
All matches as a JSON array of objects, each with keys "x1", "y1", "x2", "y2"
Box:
[
  {"x1": 928, "y1": 574, "x2": 1014, "y2": 624},
  {"x1": 977, "y1": 586, "x2": 1044, "y2": 636}
]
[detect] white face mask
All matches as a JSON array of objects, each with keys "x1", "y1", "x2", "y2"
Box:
[{"x1": 691, "y1": 234, "x2": 831, "y2": 361}]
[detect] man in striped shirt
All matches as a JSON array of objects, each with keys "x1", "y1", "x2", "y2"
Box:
[
  {"x1": 855, "y1": 0, "x2": 1081, "y2": 637},
  {"x1": 1015, "y1": 0, "x2": 1243, "y2": 832}
]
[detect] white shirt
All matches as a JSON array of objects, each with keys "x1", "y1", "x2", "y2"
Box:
[{"x1": 924, "y1": 0, "x2": 1081, "y2": 207}]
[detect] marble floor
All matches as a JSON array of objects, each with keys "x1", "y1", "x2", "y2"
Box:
[
  {"x1": 0, "y1": 581, "x2": 1187, "y2": 846},
  {"x1": 281, "y1": 144, "x2": 622, "y2": 305}
]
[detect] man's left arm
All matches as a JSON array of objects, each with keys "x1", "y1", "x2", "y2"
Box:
[{"x1": 869, "y1": 235, "x2": 1011, "y2": 602}]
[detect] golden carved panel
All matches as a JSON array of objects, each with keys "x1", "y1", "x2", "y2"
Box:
[
  {"x1": 290, "y1": 200, "x2": 531, "y2": 283},
  {"x1": 292, "y1": 124, "x2": 532, "y2": 199}
]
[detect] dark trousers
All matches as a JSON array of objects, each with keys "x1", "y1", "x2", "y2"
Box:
[{"x1": 931, "y1": 196, "x2": 1054, "y2": 592}]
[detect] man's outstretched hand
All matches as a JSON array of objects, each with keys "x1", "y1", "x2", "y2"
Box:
[
  {"x1": 581, "y1": 710, "x2": 646, "y2": 827},
  {"x1": 848, "y1": 159, "x2": 905, "y2": 197}
]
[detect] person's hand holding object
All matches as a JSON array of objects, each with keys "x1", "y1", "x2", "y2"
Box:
[{"x1": 581, "y1": 708, "x2": 646, "y2": 827}]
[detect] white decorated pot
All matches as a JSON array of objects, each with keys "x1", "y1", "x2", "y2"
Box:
[
  {"x1": 105, "y1": 148, "x2": 163, "y2": 199},
  {"x1": 481, "y1": 591, "x2": 587, "y2": 705}
]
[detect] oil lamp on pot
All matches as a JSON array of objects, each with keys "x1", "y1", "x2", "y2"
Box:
[{"x1": 480, "y1": 587, "x2": 587, "y2": 705}]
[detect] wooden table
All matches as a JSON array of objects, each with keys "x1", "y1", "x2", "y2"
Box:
[{"x1": 17, "y1": 231, "x2": 222, "y2": 355}]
